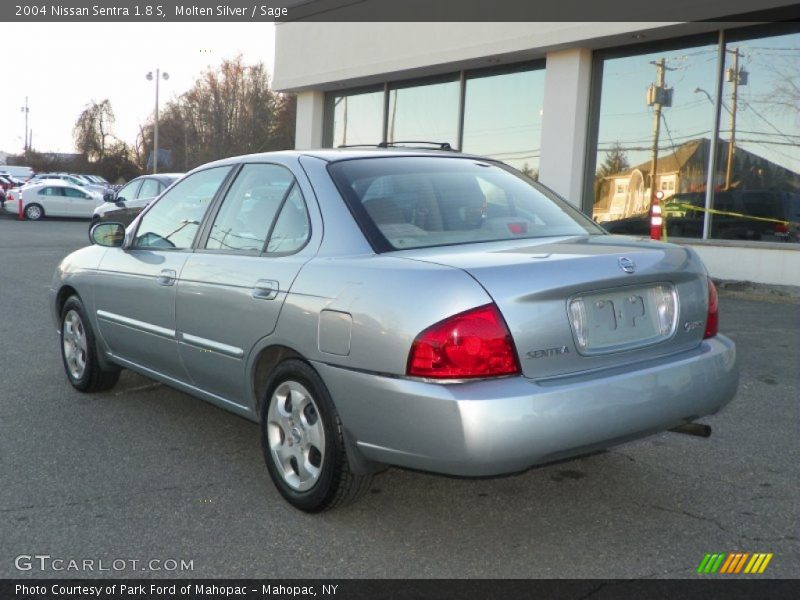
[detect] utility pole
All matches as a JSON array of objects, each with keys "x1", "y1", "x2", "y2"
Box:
[
  {"x1": 724, "y1": 48, "x2": 747, "y2": 190},
  {"x1": 645, "y1": 59, "x2": 674, "y2": 215}
]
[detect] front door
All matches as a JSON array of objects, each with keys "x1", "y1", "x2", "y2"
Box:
[{"x1": 94, "y1": 166, "x2": 233, "y2": 381}]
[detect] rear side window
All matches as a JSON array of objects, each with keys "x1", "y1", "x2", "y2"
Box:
[
  {"x1": 205, "y1": 164, "x2": 296, "y2": 253},
  {"x1": 329, "y1": 157, "x2": 602, "y2": 251},
  {"x1": 64, "y1": 187, "x2": 88, "y2": 199},
  {"x1": 134, "y1": 166, "x2": 232, "y2": 250}
]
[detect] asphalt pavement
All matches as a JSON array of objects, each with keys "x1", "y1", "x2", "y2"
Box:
[{"x1": 0, "y1": 216, "x2": 797, "y2": 579}]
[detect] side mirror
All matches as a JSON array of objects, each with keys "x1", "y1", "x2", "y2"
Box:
[{"x1": 90, "y1": 222, "x2": 126, "y2": 247}]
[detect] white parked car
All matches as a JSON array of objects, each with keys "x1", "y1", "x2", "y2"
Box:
[{"x1": 4, "y1": 180, "x2": 104, "y2": 220}]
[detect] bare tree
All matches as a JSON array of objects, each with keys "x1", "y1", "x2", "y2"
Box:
[
  {"x1": 74, "y1": 100, "x2": 115, "y2": 162},
  {"x1": 139, "y1": 56, "x2": 296, "y2": 171}
]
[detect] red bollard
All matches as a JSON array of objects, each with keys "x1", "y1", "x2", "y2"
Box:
[
  {"x1": 12, "y1": 191, "x2": 23, "y2": 221},
  {"x1": 650, "y1": 194, "x2": 663, "y2": 240}
]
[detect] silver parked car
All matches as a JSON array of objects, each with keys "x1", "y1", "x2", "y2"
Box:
[{"x1": 50, "y1": 149, "x2": 738, "y2": 511}]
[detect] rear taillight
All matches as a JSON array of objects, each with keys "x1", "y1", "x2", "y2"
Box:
[
  {"x1": 775, "y1": 223, "x2": 789, "y2": 234},
  {"x1": 704, "y1": 278, "x2": 718, "y2": 339},
  {"x1": 407, "y1": 304, "x2": 520, "y2": 379}
]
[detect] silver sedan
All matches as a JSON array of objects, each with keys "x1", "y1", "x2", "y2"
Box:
[{"x1": 50, "y1": 149, "x2": 738, "y2": 512}]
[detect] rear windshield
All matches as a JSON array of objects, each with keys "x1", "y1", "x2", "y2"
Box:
[{"x1": 329, "y1": 156, "x2": 603, "y2": 251}]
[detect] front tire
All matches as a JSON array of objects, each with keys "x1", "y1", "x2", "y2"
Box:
[
  {"x1": 25, "y1": 203, "x2": 44, "y2": 220},
  {"x1": 60, "y1": 296, "x2": 120, "y2": 392},
  {"x1": 260, "y1": 359, "x2": 371, "y2": 512}
]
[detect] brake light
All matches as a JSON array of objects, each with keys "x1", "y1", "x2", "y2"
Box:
[
  {"x1": 704, "y1": 278, "x2": 718, "y2": 339},
  {"x1": 775, "y1": 223, "x2": 789, "y2": 234},
  {"x1": 507, "y1": 222, "x2": 528, "y2": 235},
  {"x1": 407, "y1": 304, "x2": 520, "y2": 379}
]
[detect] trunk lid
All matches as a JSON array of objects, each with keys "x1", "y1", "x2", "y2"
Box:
[{"x1": 394, "y1": 235, "x2": 709, "y2": 379}]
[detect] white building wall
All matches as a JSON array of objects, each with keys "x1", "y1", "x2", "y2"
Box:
[
  {"x1": 539, "y1": 48, "x2": 593, "y2": 206},
  {"x1": 684, "y1": 243, "x2": 800, "y2": 287},
  {"x1": 294, "y1": 91, "x2": 326, "y2": 149},
  {"x1": 274, "y1": 22, "x2": 682, "y2": 92}
]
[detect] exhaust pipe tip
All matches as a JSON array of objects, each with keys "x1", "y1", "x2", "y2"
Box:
[{"x1": 669, "y1": 423, "x2": 712, "y2": 438}]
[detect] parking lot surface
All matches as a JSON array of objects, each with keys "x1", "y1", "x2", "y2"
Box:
[{"x1": 0, "y1": 217, "x2": 797, "y2": 578}]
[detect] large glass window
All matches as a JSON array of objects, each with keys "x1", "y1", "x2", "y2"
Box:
[
  {"x1": 591, "y1": 39, "x2": 719, "y2": 232},
  {"x1": 591, "y1": 26, "x2": 800, "y2": 244},
  {"x1": 710, "y1": 30, "x2": 800, "y2": 242},
  {"x1": 324, "y1": 67, "x2": 545, "y2": 178},
  {"x1": 462, "y1": 67, "x2": 545, "y2": 178},
  {"x1": 387, "y1": 77, "x2": 459, "y2": 145},
  {"x1": 329, "y1": 88, "x2": 384, "y2": 147}
]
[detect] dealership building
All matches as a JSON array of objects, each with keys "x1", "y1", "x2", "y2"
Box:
[{"x1": 273, "y1": 6, "x2": 800, "y2": 287}]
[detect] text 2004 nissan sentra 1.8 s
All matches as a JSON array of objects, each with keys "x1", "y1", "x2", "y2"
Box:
[{"x1": 50, "y1": 149, "x2": 738, "y2": 512}]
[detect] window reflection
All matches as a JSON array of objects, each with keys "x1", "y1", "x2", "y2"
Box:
[
  {"x1": 592, "y1": 42, "x2": 718, "y2": 229},
  {"x1": 594, "y1": 30, "x2": 800, "y2": 243},
  {"x1": 387, "y1": 78, "x2": 459, "y2": 145},
  {"x1": 462, "y1": 68, "x2": 545, "y2": 179},
  {"x1": 710, "y1": 31, "x2": 800, "y2": 242},
  {"x1": 330, "y1": 89, "x2": 384, "y2": 147}
]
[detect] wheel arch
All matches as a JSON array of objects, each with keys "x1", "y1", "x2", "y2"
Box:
[
  {"x1": 250, "y1": 345, "x2": 384, "y2": 476},
  {"x1": 55, "y1": 285, "x2": 81, "y2": 327},
  {"x1": 251, "y1": 344, "x2": 303, "y2": 419}
]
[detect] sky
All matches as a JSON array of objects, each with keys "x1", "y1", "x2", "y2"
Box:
[{"x1": 1, "y1": 22, "x2": 276, "y2": 155}]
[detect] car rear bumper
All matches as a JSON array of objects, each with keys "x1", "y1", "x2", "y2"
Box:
[{"x1": 313, "y1": 335, "x2": 738, "y2": 476}]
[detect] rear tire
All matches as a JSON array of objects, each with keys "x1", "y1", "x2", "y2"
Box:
[
  {"x1": 260, "y1": 359, "x2": 372, "y2": 512},
  {"x1": 25, "y1": 203, "x2": 44, "y2": 220},
  {"x1": 60, "y1": 296, "x2": 120, "y2": 392}
]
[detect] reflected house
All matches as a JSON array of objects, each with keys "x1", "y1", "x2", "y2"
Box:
[{"x1": 593, "y1": 138, "x2": 800, "y2": 222}]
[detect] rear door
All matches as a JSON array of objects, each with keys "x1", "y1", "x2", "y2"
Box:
[{"x1": 175, "y1": 161, "x2": 316, "y2": 406}]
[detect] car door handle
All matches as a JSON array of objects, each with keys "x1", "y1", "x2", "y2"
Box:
[
  {"x1": 156, "y1": 269, "x2": 176, "y2": 286},
  {"x1": 252, "y1": 279, "x2": 279, "y2": 300}
]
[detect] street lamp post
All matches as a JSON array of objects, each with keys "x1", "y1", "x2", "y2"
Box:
[
  {"x1": 146, "y1": 69, "x2": 169, "y2": 174},
  {"x1": 20, "y1": 97, "x2": 30, "y2": 153}
]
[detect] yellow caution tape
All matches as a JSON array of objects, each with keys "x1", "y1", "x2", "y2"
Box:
[{"x1": 665, "y1": 202, "x2": 794, "y2": 227}]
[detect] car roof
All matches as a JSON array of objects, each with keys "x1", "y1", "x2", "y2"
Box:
[{"x1": 195, "y1": 148, "x2": 490, "y2": 170}]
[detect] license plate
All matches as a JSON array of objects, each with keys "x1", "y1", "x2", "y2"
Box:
[{"x1": 568, "y1": 283, "x2": 677, "y2": 355}]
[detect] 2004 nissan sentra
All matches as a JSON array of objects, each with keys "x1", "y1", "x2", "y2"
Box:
[{"x1": 50, "y1": 149, "x2": 738, "y2": 511}]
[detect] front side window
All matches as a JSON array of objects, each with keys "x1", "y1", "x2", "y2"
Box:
[
  {"x1": 205, "y1": 164, "x2": 294, "y2": 253},
  {"x1": 330, "y1": 157, "x2": 602, "y2": 251},
  {"x1": 134, "y1": 166, "x2": 231, "y2": 250},
  {"x1": 138, "y1": 178, "x2": 161, "y2": 199},
  {"x1": 116, "y1": 180, "x2": 141, "y2": 202}
]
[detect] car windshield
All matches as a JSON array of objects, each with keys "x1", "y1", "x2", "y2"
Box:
[{"x1": 329, "y1": 156, "x2": 603, "y2": 251}]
